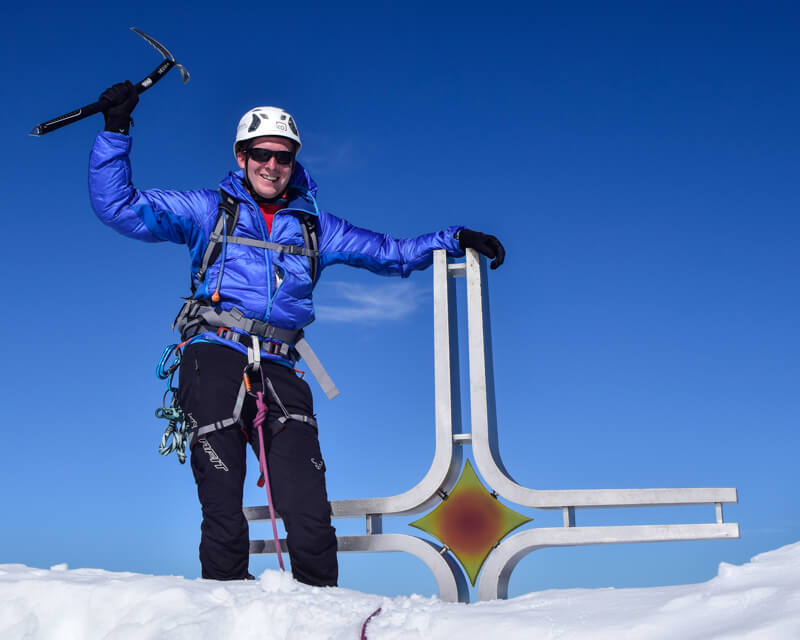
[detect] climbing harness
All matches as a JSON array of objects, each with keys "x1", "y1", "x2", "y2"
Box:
[
  {"x1": 173, "y1": 299, "x2": 338, "y2": 400},
  {"x1": 154, "y1": 334, "x2": 319, "y2": 462}
]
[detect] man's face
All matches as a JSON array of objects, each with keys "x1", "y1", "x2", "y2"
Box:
[{"x1": 236, "y1": 136, "x2": 295, "y2": 200}]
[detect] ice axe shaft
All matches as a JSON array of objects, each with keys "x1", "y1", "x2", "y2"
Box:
[
  {"x1": 29, "y1": 59, "x2": 176, "y2": 137},
  {"x1": 29, "y1": 27, "x2": 189, "y2": 137}
]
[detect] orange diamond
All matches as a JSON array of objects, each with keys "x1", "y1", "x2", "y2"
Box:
[{"x1": 410, "y1": 460, "x2": 532, "y2": 585}]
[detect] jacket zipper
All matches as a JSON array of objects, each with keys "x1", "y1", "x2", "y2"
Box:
[{"x1": 245, "y1": 197, "x2": 273, "y2": 322}]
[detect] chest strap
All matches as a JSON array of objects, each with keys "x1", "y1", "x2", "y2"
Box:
[{"x1": 209, "y1": 233, "x2": 319, "y2": 257}]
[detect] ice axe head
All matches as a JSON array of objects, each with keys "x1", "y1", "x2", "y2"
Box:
[{"x1": 130, "y1": 27, "x2": 190, "y2": 88}]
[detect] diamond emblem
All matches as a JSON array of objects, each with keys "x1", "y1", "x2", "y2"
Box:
[{"x1": 410, "y1": 460, "x2": 532, "y2": 585}]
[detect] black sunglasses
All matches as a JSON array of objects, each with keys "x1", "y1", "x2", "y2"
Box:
[{"x1": 246, "y1": 147, "x2": 295, "y2": 165}]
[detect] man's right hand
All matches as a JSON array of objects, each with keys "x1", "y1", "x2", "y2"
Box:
[{"x1": 99, "y1": 81, "x2": 139, "y2": 135}]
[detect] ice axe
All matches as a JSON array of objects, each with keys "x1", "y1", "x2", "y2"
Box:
[{"x1": 29, "y1": 27, "x2": 190, "y2": 136}]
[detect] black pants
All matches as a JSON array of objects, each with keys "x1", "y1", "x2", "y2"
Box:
[{"x1": 179, "y1": 342, "x2": 338, "y2": 586}]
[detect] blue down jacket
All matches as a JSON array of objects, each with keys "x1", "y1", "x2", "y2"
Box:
[{"x1": 88, "y1": 131, "x2": 464, "y2": 360}]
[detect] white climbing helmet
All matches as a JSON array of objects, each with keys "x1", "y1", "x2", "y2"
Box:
[{"x1": 234, "y1": 106, "x2": 302, "y2": 157}]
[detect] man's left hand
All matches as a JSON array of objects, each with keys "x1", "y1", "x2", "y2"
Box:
[{"x1": 458, "y1": 229, "x2": 506, "y2": 269}]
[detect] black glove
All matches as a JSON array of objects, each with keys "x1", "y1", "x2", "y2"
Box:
[
  {"x1": 458, "y1": 228, "x2": 506, "y2": 269},
  {"x1": 99, "y1": 81, "x2": 139, "y2": 135}
]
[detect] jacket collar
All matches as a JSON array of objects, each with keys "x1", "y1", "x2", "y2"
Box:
[{"x1": 221, "y1": 160, "x2": 319, "y2": 215}]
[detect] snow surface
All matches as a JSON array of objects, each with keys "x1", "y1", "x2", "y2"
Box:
[{"x1": 2, "y1": 542, "x2": 799, "y2": 640}]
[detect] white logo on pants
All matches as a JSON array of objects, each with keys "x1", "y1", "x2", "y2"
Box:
[{"x1": 200, "y1": 438, "x2": 229, "y2": 472}]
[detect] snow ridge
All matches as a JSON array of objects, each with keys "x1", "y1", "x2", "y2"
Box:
[{"x1": 2, "y1": 542, "x2": 800, "y2": 639}]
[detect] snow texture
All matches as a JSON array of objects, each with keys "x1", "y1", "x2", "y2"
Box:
[{"x1": 2, "y1": 542, "x2": 799, "y2": 639}]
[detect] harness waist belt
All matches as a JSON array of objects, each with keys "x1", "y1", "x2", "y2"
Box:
[
  {"x1": 174, "y1": 300, "x2": 302, "y2": 344},
  {"x1": 210, "y1": 327, "x2": 295, "y2": 360},
  {"x1": 173, "y1": 300, "x2": 339, "y2": 399}
]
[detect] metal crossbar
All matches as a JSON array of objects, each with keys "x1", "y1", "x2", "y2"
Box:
[{"x1": 246, "y1": 249, "x2": 739, "y2": 602}]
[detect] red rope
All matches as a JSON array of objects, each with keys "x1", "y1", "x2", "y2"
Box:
[
  {"x1": 360, "y1": 607, "x2": 382, "y2": 640},
  {"x1": 254, "y1": 389, "x2": 285, "y2": 571}
]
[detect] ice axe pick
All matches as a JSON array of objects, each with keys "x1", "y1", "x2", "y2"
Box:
[{"x1": 29, "y1": 27, "x2": 190, "y2": 136}]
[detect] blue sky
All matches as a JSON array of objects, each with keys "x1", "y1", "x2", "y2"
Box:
[{"x1": 1, "y1": 1, "x2": 798, "y2": 600}]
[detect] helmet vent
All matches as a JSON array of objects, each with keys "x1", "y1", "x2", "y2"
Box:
[
  {"x1": 288, "y1": 117, "x2": 298, "y2": 136},
  {"x1": 248, "y1": 114, "x2": 261, "y2": 132}
]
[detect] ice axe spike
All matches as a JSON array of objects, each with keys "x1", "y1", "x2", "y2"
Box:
[{"x1": 29, "y1": 27, "x2": 189, "y2": 137}]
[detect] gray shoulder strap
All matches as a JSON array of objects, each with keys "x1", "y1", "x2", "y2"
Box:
[
  {"x1": 195, "y1": 191, "x2": 239, "y2": 291},
  {"x1": 299, "y1": 214, "x2": 319, "y2": 283}
]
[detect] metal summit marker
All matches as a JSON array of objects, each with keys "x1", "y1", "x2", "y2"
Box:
[{"x1": 245, "y1": 249, "x2": 739, "y2": 603}]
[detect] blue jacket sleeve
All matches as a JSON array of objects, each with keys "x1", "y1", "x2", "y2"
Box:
[
  {"x1": 88, "y1": 132, "x2": 214, "y2": 246},
  {"x1": 317, "y1": 209, "x2": 465, "y2": 277}
]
